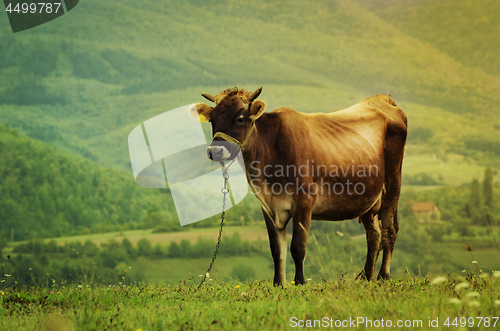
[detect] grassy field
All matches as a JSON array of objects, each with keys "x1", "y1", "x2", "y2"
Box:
[
  {"x1": 6, "y1": 224, "x2": 269, "y2": 249},
  {"x1": 402, "y1": 153, "x2": 487, "y2": 186},
  {"x1": 1, "y1": 275, "x2": 499, "y2": 330}
]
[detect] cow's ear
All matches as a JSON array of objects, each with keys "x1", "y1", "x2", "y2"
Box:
[
  {"x1": 249, "y1": 100, "x2": 266, "y2": 121},
  {"x1": 189, "y1": 103, "x2": 213, "y2": 123}
]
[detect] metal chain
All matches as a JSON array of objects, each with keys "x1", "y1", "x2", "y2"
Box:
[{"x1": 196, "y1": 162, "x2": 231, "y2": 291}]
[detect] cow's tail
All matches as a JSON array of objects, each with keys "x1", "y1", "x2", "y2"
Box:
[{"x1": 394, "y1": 210, "x2": 399, "y2": 234}]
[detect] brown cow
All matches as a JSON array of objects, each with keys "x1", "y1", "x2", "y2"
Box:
[{"x1": 190, "y1": 86, "x2": 407, "y2": 285}]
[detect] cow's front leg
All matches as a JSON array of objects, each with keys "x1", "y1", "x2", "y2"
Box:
[
  {"x1": 263, "y1": 207, "x2": 288, "y2": 286},
  {"x1": 290, "y1": 199, "x2": 313, "y2": 285}
]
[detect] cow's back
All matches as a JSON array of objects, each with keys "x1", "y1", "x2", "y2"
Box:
[
  {"x1": 268, "y1": 95, "x2": 401, "y2": 160},
  {"x1": 342, "y1": 94, "x2": 407, "y2": 131}
]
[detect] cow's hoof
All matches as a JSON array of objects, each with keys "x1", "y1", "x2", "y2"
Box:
[
  {"x1": 355, "y1": 271, "x2": 367, "y2": 281},
  {"x1": 377, "y1": 273, "x2": 390, "y2": 280}
]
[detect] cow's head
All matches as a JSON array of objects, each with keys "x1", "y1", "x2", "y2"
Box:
[{"x1": 190, "y1": 86, "x2": 266, "y2": 162}]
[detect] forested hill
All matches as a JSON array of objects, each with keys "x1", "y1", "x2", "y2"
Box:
[
  {"x1": 0, "y1": 0, "x2": 498, "y2": 171},
  {"x1": 0, "y1": 125, "x2": 179, "y2": 240}
]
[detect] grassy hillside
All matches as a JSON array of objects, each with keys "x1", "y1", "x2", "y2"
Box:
[
  {"x1": 0, "y1": 0, "x2": 499, "y2": 170},
  {"x1": 353, "y1": 0, "x2": 500, "y2": 76}
]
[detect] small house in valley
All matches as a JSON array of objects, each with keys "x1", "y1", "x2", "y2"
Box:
[{"x1": 412, "y1": 202, "x2": 440, "y2": 223}]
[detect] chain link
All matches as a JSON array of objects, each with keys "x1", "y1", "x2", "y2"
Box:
[{"x1": 196, "y1": 162, "x2": 231, "y2": 292}]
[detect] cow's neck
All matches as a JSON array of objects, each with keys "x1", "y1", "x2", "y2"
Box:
[{"x1": 241, "y1": 113, "x2": 279, "y2": 176}]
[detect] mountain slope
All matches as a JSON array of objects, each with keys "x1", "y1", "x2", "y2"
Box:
[
  {"x1": 0, "y1": 0, "x2": 498, "y2": 170},
  {"x1": 352, "y1": 0, "x2": 500, "y2": 77}
]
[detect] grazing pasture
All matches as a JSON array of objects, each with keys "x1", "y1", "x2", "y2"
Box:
[{"x1": 1, "y1": 276, "x2": 499, "y2": 330}]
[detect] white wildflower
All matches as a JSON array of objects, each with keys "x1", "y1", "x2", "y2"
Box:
[
  {"x1": 466, "y1": 292, "x2": 480, "y2": 298},
  {"x1": 431, "y1": 276, "x2": 447, "y2": 285},
  {"x1": 468, "y1": 301, "x2": 480, "y2": 307},
  {"x1": 454, "y1": 282, "x2": 469, "y2": 291}
]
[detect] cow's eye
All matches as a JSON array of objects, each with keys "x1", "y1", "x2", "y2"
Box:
[{"x1": 234, "y1": 116, "x2": 245, "y2": 126}]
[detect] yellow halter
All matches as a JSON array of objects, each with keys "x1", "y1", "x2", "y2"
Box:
[{"x1": 212, "y1": 121, "x2": 255, "y2": 152}]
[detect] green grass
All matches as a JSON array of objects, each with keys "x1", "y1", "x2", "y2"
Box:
[
  {"x1": 129, "y1": 255, "x2": 273, "y2": 285},
  {"x1": 1, "y1": 275, "x2": 499, "y2": 330}
]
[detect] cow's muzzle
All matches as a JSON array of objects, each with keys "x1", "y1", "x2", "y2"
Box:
[{"x1": 207, "y1": 144, "x2": 231, "y2": 162}]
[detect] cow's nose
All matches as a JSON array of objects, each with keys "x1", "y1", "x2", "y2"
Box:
[
  {"x1": 207, "y1": 145, "x2": 229, "y2": 162},
  {"x1": 207, "y1": 146, "x2": 213, "y2": 160}
]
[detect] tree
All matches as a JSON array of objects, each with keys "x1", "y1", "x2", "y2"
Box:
[
  {"x1": 0, "y1": 239, "x2": 4, "y2": 261},
  {"x1": 483, "y1": 167, "x2": 493, "y2": 208},
  {"x1": 152, "y1": 243, "x2": 167, "y2": 259},
  {"x1": 83, "y1": 240, "x2": 99, "y2": 257},
  {"x1": 470, "y1": 178, "x2": 480, "y2": 211},
  {"x1": 399, "y1": 200, "x2": 415, "y2": 222},
  {"x1": 456, "y1": 218, "x2": 473, "y2": 237},
  {"x1": 470, "y1": 178, "x2": 483, "y2": 225},
  {"x1": 142, "y1": 204, "x2": 164, "y2": 230},
  {"x1": 137, "y1": 238, "x2": 153, "y2": 257},
  {"x1": 122, "y1": 238, "x2": 137, "y2": 260},
  {"x1": 167, "y1": 242, "x2": 182, "y2": 258},
  {"x1": 179, "y1": 240, "x2": 191, "y2": 258},
  {"x1": 425, "y1": 225, "x2": 446, "y2": 242}
]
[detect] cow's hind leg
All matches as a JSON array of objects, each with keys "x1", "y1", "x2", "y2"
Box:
[
  {"x1": 378, "y1": 203, "x2": 399, "y2": 280},
  {"x1": 290, "y1": 199, "x2": 313, "y2": 285},
  {"x1": 263, "y1": 207, "x2": 289, "y2": 286},
  {"x1": 358, "y1": 212, "x2": 381, "y2": 281},
  {"x1": 378, "y1": 126, "x2": 405, "y2": 280}
]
